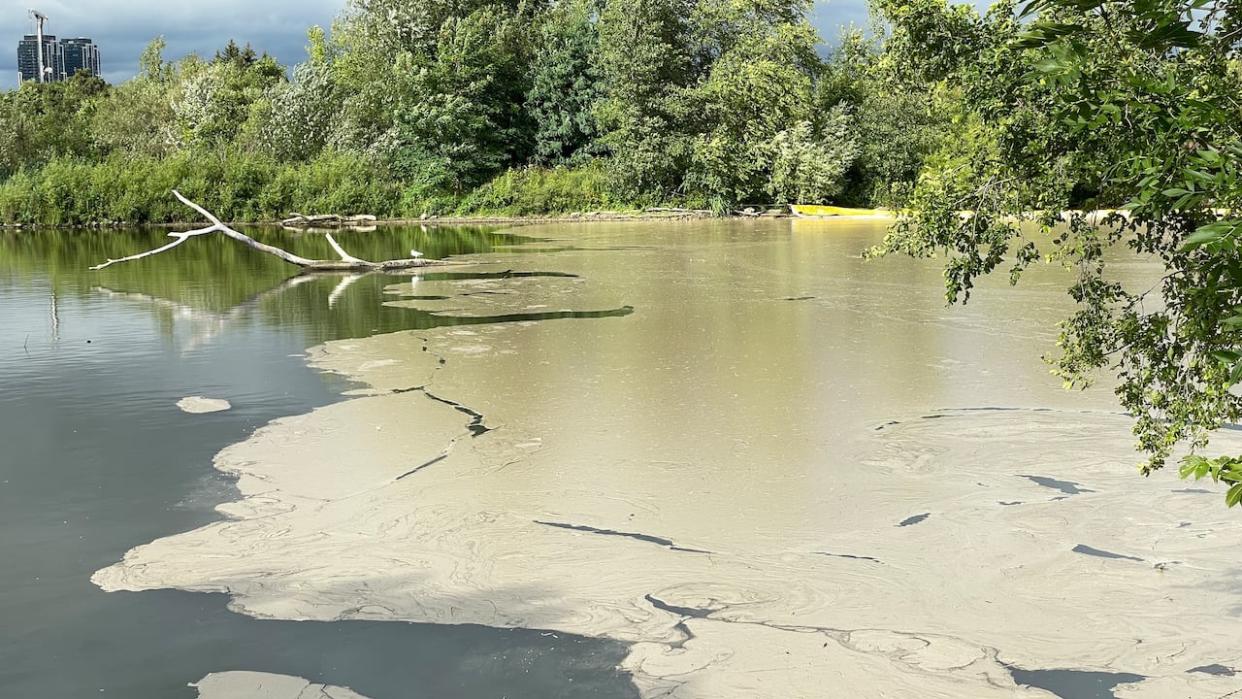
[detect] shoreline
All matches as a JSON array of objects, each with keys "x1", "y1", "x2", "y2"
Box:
[
  {"x1": 0, "y1": 208, "x2": 903, "y2": 231},
  {"x1": 1, "y1": 207, "x2": 1158, "y2": 231}
]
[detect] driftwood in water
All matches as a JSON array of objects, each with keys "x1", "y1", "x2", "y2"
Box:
[
  {"x1": 91, "y1": 192, "x2": 436, "y2": 272},
  {"x1": 644, "y1": 207, "x2": 713, "y2": 215},
  {"x1": 282, "y1": 212, "x2": 378, "y2": 229}
]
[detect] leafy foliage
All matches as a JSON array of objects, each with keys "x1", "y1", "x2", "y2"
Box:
[
  {"x1": 0, "y1": 150, "x2": 401, "y2": 225},
  {"x1": 0, "y1": 72, "x2": 107, "y2": 177},
  {"x1": 869, "y1": 0, "x2": 1242, "y2": 507},
  {"x1": 1, "y1": 0, "x2": 952, "y2": 223},
  {"x1": 768, "y1": 113, "x2": 859, "y2": 204},
  {"x1": 388, "y1": 8, "x2": 533, "y2": 193},
  {"x1": 526, "y1": 0, "x2": 605, "y2": 165}
]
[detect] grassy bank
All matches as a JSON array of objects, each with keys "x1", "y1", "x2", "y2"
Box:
[{"x1": 0, "y1": 155, "x2": 662, "y2": 226}]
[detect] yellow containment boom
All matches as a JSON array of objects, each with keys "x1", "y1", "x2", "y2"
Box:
[{"x1": 790, "y1": 204, "x2": 893, "y2": 218}]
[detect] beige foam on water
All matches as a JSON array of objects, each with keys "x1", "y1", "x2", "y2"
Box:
[
  {"x1": 97, "y1": 220, "x2": 1242, "y2": 697},
  {"x1": 177, "y1": 396, "x2": 232, "y2": 414},
  {"x1": 192, "y1": 671, "x2": 369, "y2": 699}
]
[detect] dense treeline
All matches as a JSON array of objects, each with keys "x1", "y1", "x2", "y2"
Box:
[{"x1": 0, "y1": 0, "x2": 948, "y2": 224}]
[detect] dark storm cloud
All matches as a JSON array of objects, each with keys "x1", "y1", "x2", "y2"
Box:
[{"x1": 0, "y1": 0, "x2": 878, "y2": 89}]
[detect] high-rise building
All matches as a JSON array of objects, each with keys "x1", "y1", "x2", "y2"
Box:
[
  {"x1": 17, "y1": 33, "x2": 64, "y2": 82},
  {"x1": 61, "y1": 38, "x2": 100, "y2": 78}
]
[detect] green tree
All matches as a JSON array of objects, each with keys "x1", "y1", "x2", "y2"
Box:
[
  {"x1": 249, "y1": 63, "x2": 338, "y2": 161},
  {"x1": 766, "y1": 111, "x2": 858, "y2": 204},
  {"x1": 0, "y1": 0, "x2": 934, "y2": 222},
  {"x1": 346, "y1": 0, "x2": 503, "y2": 54},
  {"x1": 595, "y1": 0, "x2": 695, "y2": 198},
  {"x1": 526, "y1": 0, "x2": 604, "y2": 165},
  {"x1": 870, "y1": 0, "x2": 1242, "y2": 506},
  {"x1": 823, "y1": 30, "x2": 950, "y2": 206},
  {"x1": 173, "y1": 50, "x2": 285, "y2": 147},
  {"x1": 215, "y1": 39, "x2": 261, "y2": 68},
  {"x1": 0, "y1": 72, "x2": 108, "y2": 177},
  {"x1": 684, "y1": 18, "x2": 857, "y2": 208},
  {"x1": 138, "y1": 37, "x2": 174, "y2": 82},
  {"x1": 389, "y1": 8, "x2": 533, "y2": 193},
  {"x1": 89, "y1": 39, "x2": 179, "y2": 159}
]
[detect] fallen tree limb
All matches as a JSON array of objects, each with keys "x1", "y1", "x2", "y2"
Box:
[
  {"x1": 282, "y1": 213, "x2": 378, "y2": 229},
  {"x1": 644, "y1": 207, "x2": 713, "y2": 215},
  {"x1": 91, "y1": 191, "x2": 437, "y2": 272}
]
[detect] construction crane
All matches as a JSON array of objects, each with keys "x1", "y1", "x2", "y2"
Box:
[{"x1": 29, "y1": 9, "x2": 48, "y2": 83}]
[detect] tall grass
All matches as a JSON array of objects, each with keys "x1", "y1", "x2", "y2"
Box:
[
  {"x1": 0, "y1": 150, "x2": 403, "y2": 225},
  {"x1": 0, "y1": 157, "x2": 652, "y2": 225}
]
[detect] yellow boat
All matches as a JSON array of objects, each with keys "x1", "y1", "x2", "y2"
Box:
[{"x1": 790, "y1": 204, "x2": 891, "y2": 217}]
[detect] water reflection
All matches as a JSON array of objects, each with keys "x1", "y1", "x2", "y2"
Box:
[
  {"x1": 0, "y1": 224, "x2": 545, "y2": 349},
  {"x1": 1, "y1": 219, "x2": 1196, "y2": 698},
  {"x1": 0, "y1": 223, "x2": 641, "y2": 698}
]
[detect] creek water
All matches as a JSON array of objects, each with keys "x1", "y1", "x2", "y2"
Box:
[
  {"x1": 2, "y1": 220, "x2": 1237, "y2": 698},
  {"x1": 0, "y1": 225, "x2": 635, "y2": 697}
]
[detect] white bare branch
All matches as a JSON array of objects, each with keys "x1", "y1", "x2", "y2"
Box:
[
  {"x1": 90, "y1": 225, "x2": 219, "y2": 270},
  {"x1": 91, "y1": 191, "x2": 441, "y2": 273},
  {"x1": 173, "y1": 191, "x2": 225, "y2": 227},
  {"x1": 328, "y1": 274, "x2": 363, "y2": 309},
  {"x1": 325, "y1": 233, "x2": 365, "y2": 263}
]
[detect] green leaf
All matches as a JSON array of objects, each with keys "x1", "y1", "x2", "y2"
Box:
[
  {"x1": 1211, "y1": 350, "x2": 1242, "y2": 364},
  {"x1": 1013, "y1": 23, "x2": 1085, "y2": 49},
  {"x1": 1182, "y1": 222, "x2": 1239, "y2": 251},
  {"x1": 1226, "y1": 483, "x2": 1242, "y2": 508},
  {"x1": 1182, "y1": 228, "x2": 1225, "y2": 250},
  {"x1": 1185, "y1": 169, "x2": 1215, "y2": 184},
  {"x1": 1197, "y1": 149, "x2": 1222, "y2": 164},
  {"x1": 1034, "y1": 59, "x2": 1066, "y2": 74},
  {"x1": 1179, "y1": 456, "x2": 1204, "y2": 479}
]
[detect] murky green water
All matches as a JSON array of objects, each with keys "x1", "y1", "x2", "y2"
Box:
[{"x1": 0, "y1": 225, "x2": 636, "y2": 697}]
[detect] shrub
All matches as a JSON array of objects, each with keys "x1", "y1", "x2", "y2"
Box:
[{"x1": 0, "y1": 149, "x2": 402, "y2": 225}]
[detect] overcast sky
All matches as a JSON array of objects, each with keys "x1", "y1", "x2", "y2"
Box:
[{"x1": 1, "y1": 0, "x2": 873, "y2": 90}]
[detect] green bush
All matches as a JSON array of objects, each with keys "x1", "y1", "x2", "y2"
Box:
[
  {"x1": 439, "y1": 165, "x2": 628, "y2": 216},
  {"x1": 0, "y1": 150, "x2": 403, "y2": 225}
]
